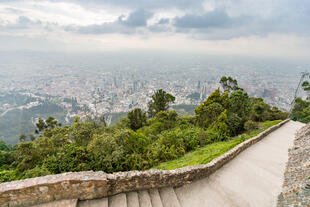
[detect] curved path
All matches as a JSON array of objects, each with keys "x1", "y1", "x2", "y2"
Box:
[
  {"x1": 34, "y1": 121, "x2": 305, "y2": 207},
  {"x1": 174, "y1": 120, "x2": 305, "y2": 207}
]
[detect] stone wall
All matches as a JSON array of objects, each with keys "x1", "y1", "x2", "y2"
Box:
[
  {"x1": 0, "y1": 119, "x2": 289, "y2": 207},
  {"x1": 277, "y1": 122, "x2": 310, "y2": 206}
]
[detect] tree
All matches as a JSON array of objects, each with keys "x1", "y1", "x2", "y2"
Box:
[
  {"x1": 251, "y1": 101, "x2": 271, "y2": 121},
  {"x1": 34, "y1": 116, "x2": 61, "y2": 135},
  {"x1": 229, "y1": 90, "x2": 250, "y2": 122},
  {"x1": 98, "y1": 115, "x2": 107, "y2": 127},
  {"x1": 220, "y1": 76, "x2": 240, "y2": 93},
  {"x1": 29, "y1": 134, "x2": 36, "y2": 142},
  {"x1": 195, "y1": 102, "x2": 224, "y2": 128},
  {"x1": 147, "y1": 89, "x2": 175, "y2": 117},
  {"x1": 195, "y1": 89, "x2": 229, "y2": 128},
  {"x1": 19, "y1": 134, "x2": 26, "y2": 142},
  {"x1": 69, "y1": 121, "x2": 95, "y2": 146},
  {"x1": 34, "y1": 118, "x2": 46, "y2": 134},
  {"x1": 45, "y1": 116, "x2": 61, "y2": 128},
  {"x1": 302, "y1": 81, "x2": 310, "y2": 92},
  {"x1": 127, "y1": 108, "x2": 147, "y2": 131}
]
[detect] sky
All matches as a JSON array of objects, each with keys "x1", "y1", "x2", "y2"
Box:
[{"x1": 0, "y1": 0, "x2": 310, "y2": 59}]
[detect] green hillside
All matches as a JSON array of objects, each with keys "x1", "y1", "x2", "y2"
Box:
[{"x1": 0, "y1": 77, "x2": 288, "y2": 183}]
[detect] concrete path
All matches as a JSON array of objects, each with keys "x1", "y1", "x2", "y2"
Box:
[
  {"x1": 33, "y1": 121, "x2": 304, "y2": 207},
  {"x1": 175, "y1": 120, "x2": 305, "y2": 207}
]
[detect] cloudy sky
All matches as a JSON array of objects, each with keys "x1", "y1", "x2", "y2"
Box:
[{"x1": 0, "y1": 0, "x2": 309, "y2": 58}]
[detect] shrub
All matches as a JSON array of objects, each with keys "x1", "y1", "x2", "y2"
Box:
[
  {"x1": 157, "y1": 129, "x2": 186, "y2": 161},
  {"x1": 244, "y1": 120, "x2": 259, "y2": 131},
  {"x1": 44, "y1": 143, "x2": 90, "y2": 174},
  {"x1": 227, "y1": 112, "x2": 243, "y2": 136},
  {"x1": 197, "y1": 130, "x2": 212, "y2": 146},
  {"x1": 127, "y1": 108, "x2": 147, "y2": 131},
  {"x1": 195, "y1": 102, "x2": 224, "y2": 128},
  {"x1": 87, "y1": 134, "x2": 126, "y2": 173},
  {"x1": 22, "y1": 166, "x2": 51, "y2": 179},
  {"x1": 0, "y1": 170, "x2": 17, "y2": 183},
  {"x1": 208, "y1": 110, "x2": 230, "y2": 141}
]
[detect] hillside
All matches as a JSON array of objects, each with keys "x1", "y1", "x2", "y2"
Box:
[{"x1": 0, "y1": 76, "x2": 288, "y2": 183}]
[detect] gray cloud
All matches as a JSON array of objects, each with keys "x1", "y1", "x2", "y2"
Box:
[
  {"x1": 0, "y1": 16, "x2": 42, "y2": 30},
  {"x1": 174, "y1": 9, "x2": 233, "y2": 29},
  {"x1": 120, "y1": 9, "x2": 152, "y2": 27},
  {"x1": 2, "y1": 0, "x2": 310, "y2": 40},
  {"x1": 157, "y1": 18, "x2": 170, "y2": 25},
  {"x1": 74, "y1": 9, "x2": 152, "y2": 34}
]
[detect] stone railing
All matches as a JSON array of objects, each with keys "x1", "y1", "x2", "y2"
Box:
[{"x1": 0, "y1": 119, "x2": 290, "y2": 207}]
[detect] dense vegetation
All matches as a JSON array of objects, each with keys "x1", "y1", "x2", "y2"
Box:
[
  {"x1": 0, "y1": 102, "x2": 66, "y2": 144},
  {"x1": 290, "y1": 80, "x2": 310, "y2": 123},
  {"x1": 0, "y1": 77, "x2": 287, "y2": 183},
  {"x1": 154, "y1": 120, "x2": 282, "y2": 170}
]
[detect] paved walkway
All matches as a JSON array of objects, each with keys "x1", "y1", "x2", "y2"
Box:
[
  {"x1": 34, "y1": 121, "x2": 304, "y2": 207},
  {"x1": 175, "y1": 121, "x2": 305, "y2": 207}
]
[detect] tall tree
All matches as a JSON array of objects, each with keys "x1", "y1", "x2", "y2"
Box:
[
  {"x1": 147, "y1": 89, "x2": 175, "y2": 118},
  {"x1": 127, "y1": 108, "x2": 147, "y2": 131},
  {"x1": 34, "y1": 116, "x2": 61, "y2": 134},
  {"x1": 195, "y1": 89, "x2": 229, "y2": 128},
  {"x1": 220, "y1": 76, "x2": 241, "y2": 93}
]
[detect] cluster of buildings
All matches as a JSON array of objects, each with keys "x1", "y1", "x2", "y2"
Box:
[{"x1": 0, "y1": 56, "x2": 300, "y2": 124}]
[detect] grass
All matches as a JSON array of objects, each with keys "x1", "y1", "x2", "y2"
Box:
[{"x1": 153, "y1": 120, "x2": 282, "y2": 170}]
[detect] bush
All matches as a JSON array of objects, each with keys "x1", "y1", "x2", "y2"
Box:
[
  {"x1": 22, "y1": 166, "x2": 51, "y2": 179},
  {"x1": 147, "y1": 110, "x2": 178, "y2": 134},
  {"x1": 0, "y1": 170, "x2": 17, "y2": 183},
  {"x1": 244, "y1": 120, "x2": 259, "y2": 131},
  {"x1": 87, "y1": 133, "x2": 126, "y2": 173},
  {"x1": 157, "y1": 129, "x2": 186, "y2": 161},
  {"x1": 195, "y1": 102, "x2": 224, "y2": 128},
  {"x1": 44, "y1": 143, "x2": 90, "y2": 174},
  {"x1": 127, "y1": 108, "x2": 147, "y2": 131},
  {"x1": 208, "y1": 110, "x2": 230, "y2": 141},
  {"x1": 205, "y1": 128, "x2": 221, "y2": 143},
  {"x1": 227, "y1": 112, "x2": 243, "y2": 136},
  {"x1": 197, "y1": 130, "x2": 212, "y2": 146}
]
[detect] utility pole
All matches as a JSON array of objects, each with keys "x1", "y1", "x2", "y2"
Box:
[{"x1": 288, "y1": 72, "x2": 310, "y2": 118}]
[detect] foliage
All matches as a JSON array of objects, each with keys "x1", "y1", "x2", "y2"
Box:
[
  {"x1": 147, "y1": 89, "x2": 175, "y2": 118},
  {"x1": 229, "y1": 90, "x2": 250, "y2": 122},
  {"x1": 290, "y1": 98, "x2": 310, "y2": 123},
  {"x1": 302, "y1": 81, "x2": 310, "y2": 92},
  {"x1": 288, "y1": 80, "x2": 310, "y2": 123},
  {"x1": 208, "y1": 110, "x2": 230, "y2": 141},
  {"x1": 154, "y1": 120, "x2": 282, "y2": 170},
  {"x1": 44, "y1": 143, "x2": 90, "y2": 174},
  {"x1": 0, "y1": 82, "x2": 287, "y2": 183},
  {"x1": 0, "y1": 170, "x2": 17, "y2": 183},
  {"x1": 127, "y1": 108, "x2": 147, "y2": 131},
  {"x1": 0, "y1": 140, "x2": 12, "y2": 151},
  {"x1": 195, "y1": 89, "x2": 228, "y2": 128},
  {"x1": 220, "y1": 76, "x2": 240, "y2": 93},
  {"x1": 244, "y1": 120, "x2": 260, "y2": 131},
  {"x1": 0, "y1": 101, "x2": 66, "y2": 145},
  {"x1": 88, "y1": 133, "x2": 126, "y2": 173}
]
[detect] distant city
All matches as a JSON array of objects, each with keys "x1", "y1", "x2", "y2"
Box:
[{"x1": 0, "y1": 51, "x2": 308, "y2": 143}]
